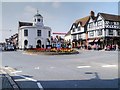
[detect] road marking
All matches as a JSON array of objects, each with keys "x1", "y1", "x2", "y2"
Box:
[
  {"x1": 15, "y1": 74, "x2": 43, "y2": 89},
  {"x1": 35, "y1": 67, "x2": 40, "y2": 70},
  {"x1": 0, "y1": 70, "x2": 6, "y2": 74},
  {"x1": 15, "y1": 78, "x2": 27, "y2": 81},
  {"x1": 77, "y1": 66, "x2": 91, "y2": 68},
  {"x1": 37, "y1": 82, "x2": 43, "y2": 89},
  {"x1": 11, "y1": 70, "x2": 22, "y2": 74},
  {"x1": 23, "y1": 53, "x2": 37, "y2": 56},
  {"x1": 102, "y1": 65, "x2": 117, "y2": 68},
  {"x1": 2, "y1": 67, "x2": 43, "y2": 89},
  {"x1": 50, "y1": 67, "x2": 55, "y2": 69},
  {"x1": 16, "y1": 75, "x2": 37, "y2": 82}
]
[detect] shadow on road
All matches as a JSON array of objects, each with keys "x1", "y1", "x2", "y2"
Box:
[{"x1": 1, "y1": 72, "x2": 119, "y2": 90}]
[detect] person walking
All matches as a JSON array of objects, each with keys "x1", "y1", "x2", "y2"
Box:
[{"x1": 116, "y1": 44, "x2": 119, "y2": 51}]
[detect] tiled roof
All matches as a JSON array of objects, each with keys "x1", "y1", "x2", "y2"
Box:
[
  {"x1": 99, "y1": 13, "x2": 120, "y2": 21},
  {"x1": 75, "y1": 16, "x2": 90, "y2": 26},
  {"x1": 19, "y1": 21, "x2": 33, "y2": 27}
]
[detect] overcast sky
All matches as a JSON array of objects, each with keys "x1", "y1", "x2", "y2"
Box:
[{"x1": 0, "y1": 1, "x2": 119, "y2": 42}]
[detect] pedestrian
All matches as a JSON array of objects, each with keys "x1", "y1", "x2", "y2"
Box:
[{"x1": 116, "y1": 44, "x2": 119, "y2": 51}]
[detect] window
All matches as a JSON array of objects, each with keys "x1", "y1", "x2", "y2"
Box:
[
  {"x1": 97, "y1": 29, "x2": 102, "y2": 36},
  {"x1": 114, "y1": 22, "x2": 117, "y2": 25},
  {"x1": 78, "y1": 34, "x2": 81, "y2": 39},
  {"x1": 89, "y1": 31, "x2": 94, "y2": 36},
  {"x1": 109, "y1": 29, "x2": 113, "y2": 35},
  {"x1": 105, "y1": 21, "x2": 109, "y2": 25},
  {"x1": 37, "y1": 19, "x2": 40, "y2": 22},
  {"x1": 73, "y1": 28, "x2": 75, "y2": 32},
  {"x1": 117, "y1": 22, "x2": 119, "y2": 25},
  {"x1": 72, "y1": 25, "x2": 76, "y2": 32},
  {"x1": 118, "y1": 30, "x2": 120, "y2": 36},
  {"x1": 37, "y1": 30, "x2": 41, "y2": 36},
  {"x1": 97, "y1": 20, "x2": 102, "y2": 26},
  {"x1": 78, "y1": 26, "x2": 81, "y2": 31},
  {"x1": 35, "y1": 19, "x2": 36, "y2": 22},
  {"x1": 48, "y1": 31, "x2": 51, "y2": 37},
  {"x1": 73, "y1": 35, "x2": 76, "y2": 39},
  {"x1": 24, "y1": 29, "x2": 28, "y2": 36},
  {"x1": 89, "y1": 23, "x2": 93, "y2": 28}
]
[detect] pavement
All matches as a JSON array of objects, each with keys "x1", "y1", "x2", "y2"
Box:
[{"x1": 1, "y1": 50, "x2": 119, "y2": 89}]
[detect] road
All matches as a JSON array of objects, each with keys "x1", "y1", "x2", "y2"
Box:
[{"x1": 1, "y1": 50, "x2": 119, "y2": 89}]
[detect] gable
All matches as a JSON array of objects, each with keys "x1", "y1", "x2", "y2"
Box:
[
  {"x1": 77, "y1": 22, "x2": 81, "y2": 27},
  {"x1": 88, "y1": 17, "x2": 94, "y2": 23},
  {"x1": 97, "y1": 15, "x2": 103, "y2": 21}
]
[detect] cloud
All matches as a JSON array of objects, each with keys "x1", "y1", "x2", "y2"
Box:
[
  {"x1": 23, "y1": 5, "x2": 37, "y2": 17},
  {"x1": 24, "y1": 6, "x2": 36, "y2": 13},
  {"x1": 52, "y1": 2, "x2": 61, "y2": 8},
  {"x1": 19, "y1": 6, "x2": 37, "y2": 21}
]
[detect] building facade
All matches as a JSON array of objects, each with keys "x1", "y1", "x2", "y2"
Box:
[
  {"x1": 87, "y1": 12, "x2": 120, "y2": 49},
  {"x1": 70, "y1": 14, "x2": 91, "y2": 48},
  {"x1": 68, "y1": 11, "x2": 120, "y2": 49},
  {"x1": 64, "y1": 30, "x2": 71, "y2": 46},
  {"x1": 18, "y1": 11, "x2": 52, "y2": 49}
]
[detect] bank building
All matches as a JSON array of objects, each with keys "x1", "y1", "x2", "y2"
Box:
[{"x1": 18, "y1": 11, "x2": 52, "y2": 49}]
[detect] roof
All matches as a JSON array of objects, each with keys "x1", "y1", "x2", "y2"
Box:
[
  {"x1": 99, "y1": 13, "x2": 120, "y2": 21},
  {"x1": 19, "y1": 21, "x2": 33, "y2": 27},
  {"x1": 65, "y1": 30, "x2": 71, "y2": 36},
  {"x1": 70, "y1": 16, "x2": 90, "y2": 30},
  {"x1": 34, "y1": 13, "x2": 43, "y2": 17},
  {"x1": 75, "y1": 16, "x2": 90, "y2": 26}
]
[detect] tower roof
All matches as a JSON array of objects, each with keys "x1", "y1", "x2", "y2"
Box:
[{"x1": 34, "y1": 10, "x2": 43, "y2": 17}]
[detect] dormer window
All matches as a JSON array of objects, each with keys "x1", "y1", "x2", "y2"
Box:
[
  {"x1": 78, "y1": 27, "x2": 80, "y2": 31},
  {"x1": 78, "y1": 23, "x2": 81, "y2": 31},
  {"x1": 73, "y1": 28, "x2": 75, "y2": 32}
]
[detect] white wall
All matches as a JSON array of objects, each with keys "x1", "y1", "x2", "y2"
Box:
[
  {"x1": 64, "y1": 35, "x2": 71, "y2": 42},
  {"x1": 18, "y1": 26, "x2": 51, "y2": 49}
]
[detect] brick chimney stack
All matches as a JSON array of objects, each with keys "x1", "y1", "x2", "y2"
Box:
[{"x1": 90, "y1": 11, "x2": 95, "y2": 17}]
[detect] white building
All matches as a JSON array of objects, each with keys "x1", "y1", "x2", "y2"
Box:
[
  {"x1": 18, "y1": 11, "x2": 52, "y2": 49},
  {"x1": 87, "y1": 12, "x2": 120, "y2": 49}
]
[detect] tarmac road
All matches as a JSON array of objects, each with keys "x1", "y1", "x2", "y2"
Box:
[{"x1": 1, "y1": 50, "x2": 119, "y2": 89}]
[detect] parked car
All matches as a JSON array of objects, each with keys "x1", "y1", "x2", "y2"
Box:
[{"x1": 4, "y1": 44, "x2": 15, "y2": 51}]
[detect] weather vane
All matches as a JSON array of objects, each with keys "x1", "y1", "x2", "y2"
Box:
[{"x1": 37, "y1": 9, "x2": 39, "y2": 14}]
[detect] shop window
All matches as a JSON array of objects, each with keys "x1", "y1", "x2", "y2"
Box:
[
  {"x1": 97, "y1": 29, "x2": 102, "y2": 36},
  {"x1": 109, "y1": 29, "x2": 113, "y2": 35}
]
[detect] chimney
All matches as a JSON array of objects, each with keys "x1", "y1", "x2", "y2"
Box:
[{"x1": 90, "y1": 11, "x2": 95, "y2": 17}]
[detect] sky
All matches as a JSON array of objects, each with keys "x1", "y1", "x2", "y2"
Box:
[{"x1": 0, "y1": 1, "x2": 119, "y2": 42}]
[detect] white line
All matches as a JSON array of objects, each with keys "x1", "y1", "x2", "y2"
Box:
[
  {"x1": 77, "y1": 66, "x2": 91, "y2": 68},
  {"x1": 37, "y1": 82, "x2": 43, "y2": 89},
  {"x1": 102, "y1": 65, "x2": 117, "y2": 68},
  {"x1": 11, "y1": 70, "x2": 22, "y2": 74},
  {"x1": 18, "y1": 75, "x2": 37, "y2": 82},
  {"x1": 15, "y1": 74, "x2": 43, "y2": 89},
  {"x1": 35, "y1": 67, "x2": 39, "y2": 69},
  {"x1": 0, "y1": 70, "x2": 6, "y2": 74}
]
